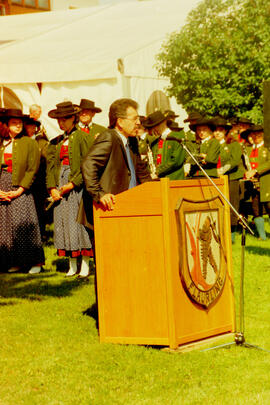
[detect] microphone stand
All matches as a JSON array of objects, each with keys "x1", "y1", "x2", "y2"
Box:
[{"x1": 167, "y1": 136, "x2": 270, "y2": 353}]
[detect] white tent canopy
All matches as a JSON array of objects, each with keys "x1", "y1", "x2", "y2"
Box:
[
  {"x1": 0, "y1": 0, "x2": 201, "y2": 136},
  {"x1": 0, "y1": 6, "x2": 108, "y2": 42}
]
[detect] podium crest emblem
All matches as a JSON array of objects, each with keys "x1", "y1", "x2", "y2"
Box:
[{"x1": 175, "y1": 196, "x2": 227, "y2": 308}]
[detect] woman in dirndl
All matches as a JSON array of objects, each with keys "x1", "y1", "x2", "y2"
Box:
[
  {"x1": 47, "y1": 101, "x2": 93, "y2": 278},
  {"x1": 0, "y1": 109, "x2": 44, "y2": 273}
]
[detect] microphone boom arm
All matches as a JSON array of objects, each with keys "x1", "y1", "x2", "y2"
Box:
[{"x1": 166, "y1": 136, "x2": 254, "y2": 235}]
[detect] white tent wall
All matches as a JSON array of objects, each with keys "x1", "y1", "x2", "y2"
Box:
[
  {"x1": 41, "y1": 78, "x2": 121, "y2": 138},
  {"x1": 126, "y1": 76, "x2": 187, "y2": 121},
  {"x1": 122, "y1": 36, "x2": 189, "y2": 125},
  {"x1": 0, "y1": 80, "x2": 115, "y2": 139}
]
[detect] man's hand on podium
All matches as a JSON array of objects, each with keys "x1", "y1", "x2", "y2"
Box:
[{"x1": 100, "y1": 193, "x2": 116, "y2": 211}]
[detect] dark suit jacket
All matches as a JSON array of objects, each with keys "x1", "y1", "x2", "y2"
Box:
[{"x1": 78, "y1": 129, "x2": 151, "y2": 227}]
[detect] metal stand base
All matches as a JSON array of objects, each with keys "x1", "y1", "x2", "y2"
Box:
[
  {"x1": 202, "y1": 228, "x2": 270, "y2": 354},
  {"x1": 202, "y1": 332, "x2": 270, "y2": 353}
]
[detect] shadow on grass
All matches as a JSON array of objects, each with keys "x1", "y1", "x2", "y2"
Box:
[
  {"x1": 246, "y1": 245, "x2": 270, "y2": 258},
  {"x1": 52, "y1": 257, "x2": 69, "y2": 273},
  {"x1": 0, "y1": 300, "x2": 17, "y2": 306},
  {"x1": 83, "y1": 303, "x2": 99, "y2": 329},
  {"x1": 0, "y1": 272, "x2": 94, "y2": 302}
]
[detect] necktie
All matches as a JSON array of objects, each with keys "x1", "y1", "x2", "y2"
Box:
[{"x1": 125, "y1": 141, "x2": 137, "y2": 189}]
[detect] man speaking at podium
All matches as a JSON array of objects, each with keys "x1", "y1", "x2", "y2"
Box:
[{"x1": 80, "y1": 98, "x2": 151, "y2": 223}]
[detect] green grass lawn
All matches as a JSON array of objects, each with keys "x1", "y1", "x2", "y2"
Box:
[{"x1": 0, "y1": 220, "x2": 270, "y2": 405}]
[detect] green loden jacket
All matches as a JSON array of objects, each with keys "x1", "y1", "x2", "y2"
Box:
[
  {"x1": 77, "y1": 122, "x2": 106, "y2": 153},
  {"x1": 46, "y1": 127, "x2": 89, "y2": 190},
  {"x1": 0, "y1": 135, "x2": 40, "y2": 190},
  {"x1": 218, "y1": 141, "x2": 245, "y2": 180},
  {"x1": 191, "y1": 137, "x2": 220, "y2": 178},
  {"x1": 249, "y1": 145, "x2": 270, "y2": 202},
  {"x1": 150, "y1": 130, "x2": 186, "y2": 180}
]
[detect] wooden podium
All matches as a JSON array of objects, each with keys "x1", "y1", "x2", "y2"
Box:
[{"x1": 93, "y1": 177, "x2": 235, "y2": 349}]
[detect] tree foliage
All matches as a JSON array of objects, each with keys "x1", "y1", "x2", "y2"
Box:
[{"x1": 157, "y1": 0, "x2": 270, "y2": 122}]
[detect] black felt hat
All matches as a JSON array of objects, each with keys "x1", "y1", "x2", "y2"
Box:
[
  {"x1": 164, "y1": 109, "x2": 179, "y2": 119},
  {"x1": 230, "y1": 117, "x2": 253, "y2": 125},
  {"x1": 48, "y1": 101, "x2": 81, "y2": 119},
  {"x1": 24, "y1": 116, "x2": 41, "y2": 127},
  {"x1": 184, "y1": 112, "x2": 203, "y2": 123},
  {"x1": 210, "y1": 116, "x2": 232, "y2": 130},
  {"x1": 4, "y1": 109, "x2": 28, "y2": 121},
  {"x1": 79, "y1": 99, "x2": 102, "y2": 113},
  {"x1": 240, "y1": 125, "x2": 264, "y2": 140},
  {"x1": 167, "y1": 120, "x2": 183, "y2": 132},
  {"x1": 0, "y1": 108, "x2": 6, "y2": 121},
  {"x1": 143, "y1": 111, "x2": 167, "y2": 128},
  {"x1": 189, "y1": 117, "x2": 215, "y2": 132}
]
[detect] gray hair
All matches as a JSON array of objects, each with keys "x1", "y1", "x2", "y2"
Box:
[{"x1": 29, "y1": 104, "x2": 41, "y2": 113}]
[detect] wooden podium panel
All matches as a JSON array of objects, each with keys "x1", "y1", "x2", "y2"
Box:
[
  {"x1": 165, "y1": 179, "x2": 235, "y2": 347},
  {"x1": 93, "y1": 178, "x2": 235, "y2": 349}
]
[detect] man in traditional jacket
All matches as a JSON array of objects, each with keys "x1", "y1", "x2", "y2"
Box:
[
  {"x1": 29, "y1": 104, "x2": 48, "y2": 141},
  {"x1": 143, "y1": 110, "x2": 186, "y2": 180},
  {"x1": 212, "y1": 116, "x2": 244, "y2": 243},
  {"x1": 137, "y1": 116, "x2": 157, "y2": 178},
  {"x1": 77, "y1": 98, "x2": 106, "y2": 151},
  {"x1": 184, "y1": 111, "x2": 203, "y2": 141},
  {"x1": 188, "y1": 118, "x2": 220, "y2": 178},
  {"x1": 243, "y1": 125, "x2": 270, "y2": 240}
]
